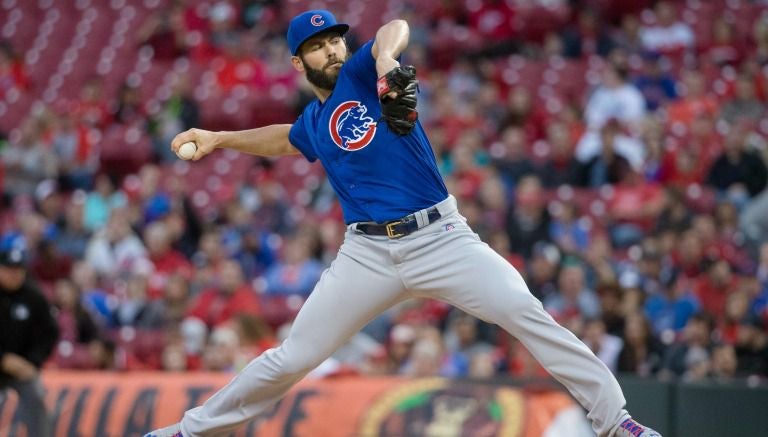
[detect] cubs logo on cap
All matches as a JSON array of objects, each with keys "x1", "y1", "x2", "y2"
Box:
[{"x1": 287, "y1": 10, "x2": 349, "y2": 55}]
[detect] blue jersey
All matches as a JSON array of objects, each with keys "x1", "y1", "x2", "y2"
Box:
[{"x1": 288, "y1": 40, "x2": 448, "y2": 224}]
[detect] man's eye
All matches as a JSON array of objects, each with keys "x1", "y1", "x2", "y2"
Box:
[{"x1": 331, "y1": 37, "x2": 341, "y2": 44}]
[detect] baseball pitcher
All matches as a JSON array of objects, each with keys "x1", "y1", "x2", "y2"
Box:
[{"x1": 146, "y1": 10, "x2": 661, "y2": 437}]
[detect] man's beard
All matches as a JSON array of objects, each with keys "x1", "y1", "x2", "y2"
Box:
[{"x1": 303, "y1": 55, "x2": 348, "y2": 91}]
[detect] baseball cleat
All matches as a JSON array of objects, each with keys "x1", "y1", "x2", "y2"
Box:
[
  {"x1": 144, "y1": 423, "x2": 183, "y2": 437},
  {"x1": 611, "y1": 417, "x2": 662, "y2": 437}
]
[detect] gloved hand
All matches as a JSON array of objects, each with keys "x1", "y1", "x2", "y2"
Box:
[{"x1": 377, "y1": 65, "x2": 419, "y2": 135}]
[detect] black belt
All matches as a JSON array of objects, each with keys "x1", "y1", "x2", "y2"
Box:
[{"x1": 355, "y1": 207, "x2": 442, "y2": 239}]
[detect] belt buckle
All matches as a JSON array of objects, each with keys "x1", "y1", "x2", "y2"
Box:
[{"x1": 385, "y1": 220, "x2": 405, "y2": 238}]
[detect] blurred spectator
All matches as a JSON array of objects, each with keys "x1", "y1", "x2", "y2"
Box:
[
  {"x1": 70, "y1": 261, "x2": 113, "y2": 327},
  {"x1": 113, "y1": 274, "x2": 165, "y2": 329},
  {"x1": 706, "y1": 127, "x2": 768, "y2": 201},
  {"x1": 606, "y1": 168, "x2": 666, "y2": 248},
  {"x1": 202, "y1": 325, "x2": 241, "y2": 371},
  {"x1": 505, "y1": 175, "x2": 550, "y2": 259},
  {"x1": 694, "y1": 258, "x2": 739, "y2": 321},
  {"x1": 442, "y1": 311, "x2": 494, "y2": 377},
  {"x1": 477, "y1": 175, "x2": 509, "y2": 234},
  {"x1": 734, "y1": 316, "x2": 768, "y2": 377},
  {"x1": 29, "y1": 239, "x2": 72, "y2": 284},
  {"x1": 526, "y1": 242, "x2": 560, "y2": 300},
  {"x1": 467, "y1": 0, "x2": 517, "y2": 58},
  {"x1": 632, "y1": 54, "x2": 677, "y2": 111},
  {"x1": 0, "y1": 248, "x2": 58, "y2": 437},
  {"x1": 490, "y1": 126, "x2": 536, "y2": 190},
  {"x1": 214, "y1": 33, "x2": 267, "y2": 91},
  {"x1": 144, "y1": 220, "x2": 193, "y2": 299},
  {"x1": 699, "y1": 18, "x2": 744, "y2": 67},
  {"x1": 53, "y1": 194, "x2": 90, "y2": 260},
  {"x1": 401, "y1": 327, "x2": 446, "y2": 378},
  {"x1": 611, "y1": 14, "x2": 644, "y2": 55},
  {"x1": 0, "y1": 40, "x2": 29, "y2": 98},
  {"x1": 85, "y1": 212, "x2": 147, "y2": 278},
  {"x1": 634, "y1": 237, "x2": 676, "y2": 296},
  {"x1": 579, "y1": 120, "x2": 635, "y2": 187},
  {"x1": 665, "y1": 70, "x2": 719, "y2": 128},
  {"x1": 618, "y1": 313, "x2": 664, "y2": 376},
  {"x1": 500, "y1": 87, "x2": 547, "y2": 141},
  {"x1": 548, "y1": 200, "x2": 590, "y2": 254},
  {"x1": 51, "y1": 109, "x2": 99, "y2": 190},
  {"x1": 263, "y1": 234, "x2": 323, "y2": 296},
  {"x1": 137, "y1": 7, "x2": 188, "y2": 60},
  {"x1": 150, "y1": 74, "x2": 200, "y2": 162},
  {"x1": 1, "y1": 117, "x2": 58, "y2": 197},
  {"x1": 638, "y1": 1, "x2": 694, "y2": 55},
  {"x1": 113, "y1": 83, "x2": 147, "y2": 126},
  {"x1": 544, "y1": 263, "x2": 601, "y2": 328},
  {"x1": 187, "y1": 259, "x2": 262, "y2": 328},
  {"x1": 72, "y1": 77, "x2": 111, "y2": 129},
  {"x1": 50, "y1": 279, "x2": 104, "y2": 369},
  {"x1": 536, "y1": 121, "x2": 582, "y2": 188},
  {"x1": 661, "y1": 313, "x2": 714, "y2": 380},
  {"x1": 710, "y1": 343, "x2": 738, "y2": 381},
  {"x1": 581, "y1": 318, "x2": 623, "y2": 373},
  {"x1": 83, "y1": 173, "x2": 127, "y2": 232},
  {"x1": 720, "y1": 73, "x2": 765, "y2": 124},
  {"x1": 561, "y1": 8, "x2": 615, "y2": 59},
  {"x1": 580, "y1": 54, "x2": 646, "y2": 134},
  {"x1": 644, "y1": 279, "x2": 700, "y2": 336}
]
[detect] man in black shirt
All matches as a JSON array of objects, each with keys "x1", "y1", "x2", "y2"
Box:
[{"x1": 0, "y1": 248, "x2": 59, "y2": 437}]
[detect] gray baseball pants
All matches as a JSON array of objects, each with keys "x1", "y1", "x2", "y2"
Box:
[{"x1": 180, "y1": 195, "x2": 627, "y2": 436}]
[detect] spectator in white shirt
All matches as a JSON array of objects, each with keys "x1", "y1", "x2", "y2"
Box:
[
  {"x1": 576, "y1": 54, "x2": 647, "y2": 165},
  {"x1": 639, "y1": 1, "x2": 694, "y2": 54}
]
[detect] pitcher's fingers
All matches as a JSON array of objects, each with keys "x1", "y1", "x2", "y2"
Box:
[
  {"x1": 171, "y1": 129, "x2": 197, "y2": 153},
  {"x1": 192, "y1": 146, "x2": 207, "y2": 161}
]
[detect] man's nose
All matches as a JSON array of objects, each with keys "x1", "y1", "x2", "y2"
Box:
[{"x1": 324, "y1": 43, "x2": 337, "y2": 58}]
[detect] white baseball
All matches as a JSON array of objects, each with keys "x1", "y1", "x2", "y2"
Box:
[{"x1": 177, "y1": 141, "x2": 197, "y2": 160}]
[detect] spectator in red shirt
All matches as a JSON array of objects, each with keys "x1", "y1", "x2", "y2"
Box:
[
  {"x1": 187, "y1": 259, "x2": 262, "y2": 328},
  {"x1": 607, "y1": 168, "x2": 667, "y2": 247},
  {"x1": 144, "y1": 221, "x2": 192, "y2": 299},
  {"x1": 501, "y1": 86, "x2": 548, "y2": 141},
  {"x1": 214, "y1": 34, "x2": 267, "y2": 91},
  {"x1": 0, "y1": 40, "x2": 30, "y2": 98},
  {"x1": 694, "y1": 258, "x2": 740, "y2": 321},
  {"x1": 665, "y1": 69, "x2": 719, "y2": 128},
  {"x1": 72, "y1": 78, "x2": 111, "y2": 129},
  {"x1": 699, "y1": 18, "x2": 744, "y2": 67},
  {"x1": 468, "y1": 0, "x2": 518, "y2": 57}
]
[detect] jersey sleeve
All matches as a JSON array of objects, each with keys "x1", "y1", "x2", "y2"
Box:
[
  {"x1": 288, "y1": 112, "x2": 318, "y2": 162},
  {"x1": 344, "y1": 40, "x2": 377, "y2": 86}
]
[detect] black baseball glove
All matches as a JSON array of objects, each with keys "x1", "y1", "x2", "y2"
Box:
[{"x1": 377, "y1": 65, "x2": 418, "y2": 135}]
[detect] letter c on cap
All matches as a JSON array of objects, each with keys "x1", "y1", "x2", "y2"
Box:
[{"x1": 310, "y1": 14, "x2": 324, "y2": 26}]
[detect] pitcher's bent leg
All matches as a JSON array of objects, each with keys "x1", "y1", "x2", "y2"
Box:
[
  {"x1": 407, "y1": 232, "x2": 626, "y2": 436},
  {"x1": 181, "y1": 236, "x2": 407, "y2": 436}
]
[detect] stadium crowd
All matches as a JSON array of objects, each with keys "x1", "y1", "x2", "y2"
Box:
[{"x1": 1, "y1": 0, "x2": 768, "y2": 384}]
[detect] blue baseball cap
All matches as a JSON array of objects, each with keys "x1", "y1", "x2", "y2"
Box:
[{"x1": 287, "y1": 10, "x2": 349, "y2": 56}]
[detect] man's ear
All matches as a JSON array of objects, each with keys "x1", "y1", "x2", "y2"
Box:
[{"x1": 291, "y1": 56, "x2": 305, "y2": 73}]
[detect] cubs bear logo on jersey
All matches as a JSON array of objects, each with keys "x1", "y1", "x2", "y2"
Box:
[{"x1": 329, "y1": 101, "x2": 377, "y2": 151}]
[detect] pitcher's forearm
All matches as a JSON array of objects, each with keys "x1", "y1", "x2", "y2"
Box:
[
  {"x1": 171, "y1": 124, "x2": 299, "y2": 160},
  {"x1": 215, "y1": 124, "x2": 299, "y2": 156}
]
